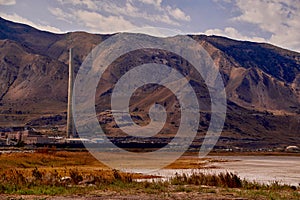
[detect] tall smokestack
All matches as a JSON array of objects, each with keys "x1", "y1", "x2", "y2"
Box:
[{"x1": 67, "y1": 48, "x2": 74, "y2": 138}]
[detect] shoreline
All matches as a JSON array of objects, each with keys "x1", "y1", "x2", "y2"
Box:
[{"x1": 1, "y1": 146, "x2": 299, "y2": 156}]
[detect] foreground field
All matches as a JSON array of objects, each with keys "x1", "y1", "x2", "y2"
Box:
[{"x1": 0, "y1": 150, "x2": 299, "y2": 199}]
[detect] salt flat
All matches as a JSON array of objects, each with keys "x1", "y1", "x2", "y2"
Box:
[
  {"x1": 141, "y1": 155, "x2": 300, "y2": 186},
  {"x1": 210, "y1": 156, "x2": 300, "y2": 186}
]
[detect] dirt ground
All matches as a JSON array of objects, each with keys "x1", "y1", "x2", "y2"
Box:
[{"x1": 0, "y1": 192, "x2": 248, "y2": 200}]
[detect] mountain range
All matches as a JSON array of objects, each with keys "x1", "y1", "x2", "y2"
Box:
[{"x1": 0, "y1": 17, "x2": 299, "y2": 150}]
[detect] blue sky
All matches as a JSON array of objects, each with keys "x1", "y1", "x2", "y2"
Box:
[{"x1": 0, "y1": 0, "x2": 299, "y2": 52}]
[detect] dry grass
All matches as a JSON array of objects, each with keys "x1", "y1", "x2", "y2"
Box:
[
  {"x1": 0, "y1": 167, "x2": 136, "y2": 195},
  {"x1": 0, "y1": 150, "x2": 107, "y2": 170},
  {"x1": 165, "y1": 156, "x2": 222, "y2": 169},
  {"x1": 0, "y1": 150, "x2": 299, "y2": 199},
  {"x1": 0, "y1": 150, "x2": 156, "y2": 183},
  {"x1": 0, "y1": 166, "x2": 298, "y2": 199},
  {"x1": 170, "y1": 172, "x2": 243, "y2": 188},
  {"x1": 0, "y1": 150, "x2": 222, "y2": 171},
  {"x1": 0, "y1": 150, "x2": 138, "y2": 195}
]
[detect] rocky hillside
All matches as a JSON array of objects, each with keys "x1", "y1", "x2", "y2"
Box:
[{"x1": 0, "y1": 17, "x2": 299, "y2": 149}]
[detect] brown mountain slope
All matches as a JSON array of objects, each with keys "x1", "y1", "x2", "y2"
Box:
[
  {"x1": 0, "y1": 39, "x2": 68, "y2": 126},
  {"x1": 192, "y1": 37, "x2": 300, "y2": 112},
  {"x1": 191, "y1": 35, "x2": 300, "y2": 83},
  {"x1": 226, "y1": 67, "x2": 299, "y2": 112},
  {"x1": 0, "y1": 17, "x2": 299, "y2": 149},
  {"x1": 0, "y1": 17, "x2": 62, "y2": 57}
]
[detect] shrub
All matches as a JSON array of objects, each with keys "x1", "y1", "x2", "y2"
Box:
[{"x1": 170, "y1": 172, "x2": 242, "y2": 188}]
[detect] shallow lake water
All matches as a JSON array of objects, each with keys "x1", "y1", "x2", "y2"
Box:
[
  {"x1": 209, "y1": 156, "x2": 300, "y2": 186},
  {"x1": 144, "y1": 156, "x2": 300, "y2": 186}
]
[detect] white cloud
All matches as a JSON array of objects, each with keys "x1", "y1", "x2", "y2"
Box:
[
  {"x1": 54, "y1": 0, "x2": 190, "y2": 28},
  {"x1": 0, "y1": 0, "x2": 16, "y2": 6},
  {"x1": 98, "y1": 1, "x2": 188, "y2": 25},
  {"x1": 48, "y1": 7, "x2": 73, "y2": 23},
  {"x1": 50, "y1": 2, "x2": 181, "y2": 35},
  {"x1": 204, "y1": 27, "x2": 266, "y2": 43},
  {"x1": 50, "y1": 1, "x2": 145, "y2": 32},
  {"x1": 232, "y1": 0, "x2": 300, "y2": 52},
  {"x1": 0, "y1": 13, "x2": 63, "y2": 33},
  {"x1": 56, "y1": 0, "x2": 97, "y2": 10},
  {"x1": 136, "y1": 0, "x2": 162, "y2": 9},
  {"x1": 122, "y1": 1, "x2": 181, "y2": 25},
  {"x1": 166, "y1": 6, "x2": 191, "y2": 21},
  {"x1": 74, "y1": 10, "x2": 137, "y2": 33},
  {"x1": 127, "y1": 26, "x2": 182, "y2": 37}
]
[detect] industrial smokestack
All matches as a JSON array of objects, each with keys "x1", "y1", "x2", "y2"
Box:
[{"x1": 67, "y1": 48, "x2": 74, "y2": 138}]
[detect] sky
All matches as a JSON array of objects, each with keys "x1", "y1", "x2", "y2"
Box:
[{"x1": 0, "y1": 0, "x2": 299, "y2": 52}]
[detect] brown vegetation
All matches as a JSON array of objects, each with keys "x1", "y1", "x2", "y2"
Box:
[{"x1": 0, "y1": 151, "x2": 298, "y2": 199}]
